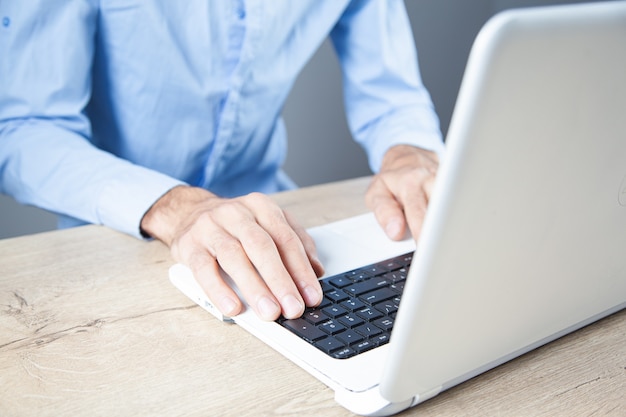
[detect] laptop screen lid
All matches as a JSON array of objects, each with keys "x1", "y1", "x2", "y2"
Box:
[{"x1": 380, "y1": 0, "x2": 626, "y2": 405}]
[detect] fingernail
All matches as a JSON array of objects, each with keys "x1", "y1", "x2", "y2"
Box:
[
  {"x1": 258, "y1": 296, "x2": 280, "y2": 320},
  {"x1": 219, "y1": 296, "x2": 239, "y2": 316},
  {"x1": 385, "y1": 219, "x2": 402, "y2": 239},
  {"x1": 303, "y1": 284, "x2": 322, "y2": 306},
  {"x1": 311, "y1": 253, "x2": 321, "y2": 267},
  {"x1": 281, "y1": 294, "x2": 304, "y2": 318}
]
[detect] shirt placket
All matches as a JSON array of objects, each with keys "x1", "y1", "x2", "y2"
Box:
[{"x1": 203, "y1": 0, "x2": 258, "y2": 190}]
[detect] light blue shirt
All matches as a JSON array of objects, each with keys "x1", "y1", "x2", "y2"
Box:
[{"x1": 0, "y1": 0, "x2": 443, "y2": 238}]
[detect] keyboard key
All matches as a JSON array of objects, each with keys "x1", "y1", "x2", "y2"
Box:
[
  {"x1": 329, "y1": 276, "x2": 352, "y2": 288},
  {"x1": 332, "y1": 347, "x2": 356, "y2": 359},
  {"x1": 304, "y1": 309, "x2": 329, "y2": 325},
  {"x1": 337, "y1": 313, "x2": 365, "y2": 329},
  {"x1": 362, "y1": 264, "x2": 387, "y2": 276},
  {"x1": 373, "y1": 333, "x2": 391, "y2": 346},
  {"x1": 320, "y1": 319, "x2": 346, "y2": 335},
  {"x1": 374, "y1": 300, "x2": 398, "y2": 316},
  {"x1": 376, "y1": 259, "x2": 403, "y2": 272},
  {"x1": 282, "y1": 318, "x2": 326, "y2": 342},
  {"x1": 322, "y1": 305, "x2": 348, "y2": 318},
  {"x1": 344, "y1": 269, "x2": 371, "y2": 281},
  {"x1": 344, "y1": 276, "x2": 392, "y2": 296},
  {"x1": 353, "y1": 339, "x2": 376, "y2": 354},
  {"x1": 320, "y1": 280, "x2": 334, "y2": 292},
  {"x1": 356, "y1": 307, "x2": 383, "y2": 321},
  {"x1": 315, "y1": 336, "x2": 346, "y2": 354},
  {"x1": 336, "y1": 329, "x2": 364, "y2": 345},
  {"x1": 373, "y1": 317, "x2": 394, "y2": 332},
  {"x1": 354, "y1": 323, "x2": 383, "y2": 338},
  {"x1": 390, "y1": 282, "x2": 405, "y2": 293},
  {"x1": 359, "y1": 288, "x2": 397, "y2": 305},
  {"x1": 326, "y1": 289, "x2": 349, "y2": 303},
  {"x1": 340, "y1": 297, "x2": 366, "y2": 312},
  {"x1": 384, "y1": 269, "x2": 408, "y2": 283},
  {"x1": 318, "y1": 297, "x2": 332, "y2": 309}
]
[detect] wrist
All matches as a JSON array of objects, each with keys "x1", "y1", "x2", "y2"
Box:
[
  {"x1": 381, "y1": 145, "x2": 439, "y2": 172},
  {"x1": 140, "y1": 185, "x2": 216, "y2": 246}
]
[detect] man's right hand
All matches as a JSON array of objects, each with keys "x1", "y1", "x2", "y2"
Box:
[{"x1": 140, "y1": 186, "x2": 324, "y2": 321}]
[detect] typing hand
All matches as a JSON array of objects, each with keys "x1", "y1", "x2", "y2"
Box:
[
  {"x1": 366, "y1": 145, "x2": 439, "y2": 242},
  {"x1": 141, "y1": 186, "x2": 324, "y2": 321}
]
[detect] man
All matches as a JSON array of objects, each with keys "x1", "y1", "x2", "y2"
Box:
[{"x1": 0, "y1": 1, "x2": 444, "y2": 321}]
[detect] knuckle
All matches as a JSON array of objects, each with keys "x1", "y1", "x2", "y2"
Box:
[
  {"x1": 245, "y1": 228, "x2": 275, "y2": 252},
  {"x1": 271, "y1": 224, "x2": 298, "y2": 246},
  {"x1": 171, "y1": 229, "x2": 201, "y2": 260},
  {"x1": 209, "y1": 201, "x2": 247, "y2": 220},
  {"x1": 243, "y1": 191, "x2": 272, "y2": 207},
  {"x1": 212, "y1": 233, "x2": 242, "y2": 256},
  {"x1": 183, "y1": 253, "x2": 221, "y2": 289}
]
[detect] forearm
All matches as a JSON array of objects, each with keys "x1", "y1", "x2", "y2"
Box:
[
  {"x1": 0, "y1": 2, "x2": 185, "y2": 237},
  {"x1": 0, "y1": 119, "x2": 183, "y2": 237},
  {"x1": 331, "y1": 0, "x2": 445, "y2": 172}
]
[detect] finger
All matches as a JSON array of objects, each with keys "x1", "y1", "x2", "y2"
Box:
[
  {"x1": 174, "y1": 210, "x2": 286, "y2": 321},
  {"x1": 184, "y1": 248, "x2": 243, "y2": 318},
  {"x1": 283, "y1": 210, "x2": 324, "y2": 305},
  {"x1": 284, "y1": 210, "x2": 325, "y2": 278},
  {"x1": 206, "y1": 198, "x2": 305, "y2": 319},
  {"x1": 209, "y1": 225, "x2": 287, "y2": 320},
  {"x1": 266, "y1": 219, "x2": 323, "y2": 308},
  {"x1": 240, "y1": 194, "x2": 321, "y2": 309},
  {"x1": 401, "y1": 185, "x2": 429, "y2": 241},
  {"x1": 400, "y1": 171, "x2": 437, "y2": 241},
  {"x1": 423, "y1": 173, "x2": 436, "y2": 197},
  {"x1": 234, "y1": 221, "x2": 307, "y2": 319},
  {"x1": 366, "y1": 177, "x2": 408, "y2": 241}
]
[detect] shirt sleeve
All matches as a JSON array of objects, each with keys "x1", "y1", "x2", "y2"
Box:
[
  {"x1": 330, "y1": 0, "x2": 445, "y2": 172},
  {"x1": 0, "y1": 2, "x2": 184, "y2": 238}
]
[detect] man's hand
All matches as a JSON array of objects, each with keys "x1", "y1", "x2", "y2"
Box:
[
  {"x1": 141, "y1": 186, "x2": 324, "y2": 321},
  {"x1": 366, "y1": 145, "x2": 439, "y2": 241}
]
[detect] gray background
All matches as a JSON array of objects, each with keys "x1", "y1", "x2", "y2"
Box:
[{"x1": 0, "y1": 0, "x2": 602, "y2": 238}]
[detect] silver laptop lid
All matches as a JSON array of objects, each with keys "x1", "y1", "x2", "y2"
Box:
[{"x1": 382, "y1": 1, "x2": 626, "y2": 403}]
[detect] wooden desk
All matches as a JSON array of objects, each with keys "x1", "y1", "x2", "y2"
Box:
[{"x1": 1, "y1": 177, "x2": 624, "y2": 416}]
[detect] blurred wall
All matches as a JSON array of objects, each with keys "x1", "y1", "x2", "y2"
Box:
[{"x1": 0, "y1": 0, "x2": 603, "y2": 238}]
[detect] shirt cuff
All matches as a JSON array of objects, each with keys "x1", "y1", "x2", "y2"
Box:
[
  {"x1": 366, "y1": 116, "x2": 446, "y2": 173},
  {"x1": 96, "y1": 168, "x2": 186, "y2": 239}
]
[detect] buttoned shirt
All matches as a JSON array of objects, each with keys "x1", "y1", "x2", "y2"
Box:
[{"x1": 0, "y1": 0, "x2": 443, "y2": 237}]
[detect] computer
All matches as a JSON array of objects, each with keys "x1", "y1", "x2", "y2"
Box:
[{"x1": 169, "y1": 2, "x2": 626, "y2": 415}]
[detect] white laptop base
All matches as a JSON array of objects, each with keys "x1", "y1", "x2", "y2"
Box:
[
  {"x1": 170, "y1": 213, "x2": 419, "y2": 415},
  {"x1": 170, "y1": 2, "x2": 626, "y2": 416}
]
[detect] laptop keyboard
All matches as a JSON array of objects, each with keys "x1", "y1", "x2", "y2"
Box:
[{"x1": 277, "y1": 251, "x2": 413, "y2": 359}]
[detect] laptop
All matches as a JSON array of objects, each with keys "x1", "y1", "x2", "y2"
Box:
[{"x1": 169, "y1": 2, "x2": 626, "y2": 415}]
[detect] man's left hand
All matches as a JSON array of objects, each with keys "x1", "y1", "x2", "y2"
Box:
[{"x1": 365, "y1": 145, "x2": 440, "y2": 241}]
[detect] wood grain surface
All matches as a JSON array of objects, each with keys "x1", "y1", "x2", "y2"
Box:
[{"x1": 1, "y1": 176, "x2": 624, "y2": 416}]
